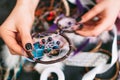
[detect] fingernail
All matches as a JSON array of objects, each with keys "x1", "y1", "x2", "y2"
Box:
[
  {"x1": 78, "y1": 24, "x2": 83, "y2": 30},
  {"x1": 76, "y1": 17, "x2": 81, "y2": 22},
  {"x1": 25, "y1": 43, "x2": 32, "y2": 51}
]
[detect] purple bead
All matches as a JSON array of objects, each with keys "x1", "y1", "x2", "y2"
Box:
[
  {"x1": 56, "y1": 41, "x2": 60, "y2": 45},
  {"x1": 48, "y1": 37, "x2": 52, "y2": 42},
  {"x1": 68, "y1": 21, "x2": 72, "y2": 25},
  {"x1": 42, "y1": 39, "x2": 46, "y2": 44}
]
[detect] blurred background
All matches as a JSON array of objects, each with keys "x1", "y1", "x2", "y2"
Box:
[{"x1": 0, "y1": 0, "x2": 120, "y2": 80}]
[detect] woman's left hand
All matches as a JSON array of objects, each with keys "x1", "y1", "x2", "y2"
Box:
[{"x1": 74, "y1": 0, "x2": 120, "y2": 37}]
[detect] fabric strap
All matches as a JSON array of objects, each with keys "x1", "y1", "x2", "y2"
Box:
[{"x1": 82, "y1": 25, "x2": 118, "y2": 80}]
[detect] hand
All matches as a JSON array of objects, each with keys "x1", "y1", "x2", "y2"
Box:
[
  {"x1": 74, "y1": 0, "x2": 120, "y2": 37},
  {"x1": 0, "y1": 0, "x2": 39, "y2": 57}
]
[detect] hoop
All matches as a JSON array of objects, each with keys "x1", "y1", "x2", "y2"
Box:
[{"x1": 26, "y1": 31, "x2": 72, "y2": 64}]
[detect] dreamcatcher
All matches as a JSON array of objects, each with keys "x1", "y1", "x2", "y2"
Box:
[
  {"x1": 26, "y1": 1, "x2": 119, "y2": 76},
  {"x1": 26, "y1": 0, "x2": 89, "y2": 64},
  {"x1": 23, "y1": 0, "x2": 119, "y2": 80}
]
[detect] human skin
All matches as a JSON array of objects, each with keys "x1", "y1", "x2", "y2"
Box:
[
  {"x1": 75, "y1": 0, "x2": 120, "y2": 37},
  {"x1": 0, "y1": 0, "x2": 39, "y2": 56}
]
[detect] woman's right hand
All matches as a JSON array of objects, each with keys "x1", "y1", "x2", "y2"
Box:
[{"x1": 0, "y1": 0, "x2": 39, "y2": 57}]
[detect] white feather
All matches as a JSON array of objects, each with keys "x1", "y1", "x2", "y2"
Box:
[{"x1": 1, "y1": 45, "x2": 20, "y2": 69}]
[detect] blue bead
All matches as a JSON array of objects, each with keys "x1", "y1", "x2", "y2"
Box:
[
  {"x1": 41, "y1": 45, "x2": 45, "y2": 49},
  {"x1": 36, "y1": 49, "x2": 44, "y2": 58},
  {"x1": 47, "y1": 48, "x2": 52, "y2": 52},
  {"x1": 53, "y1": 46, "x2": 59, "y2": 49},
  {"x1": 32, "y1": 50, "x2": 37, "y2": 57},
  {"x1": 33, "y1": 42, "x2": 40, "y2": 49}
]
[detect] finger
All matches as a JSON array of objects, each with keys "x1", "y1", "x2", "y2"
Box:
[
  {"x1": 18, "y1": 22, "x2": 33, "y2": 52},
  {"x1": 2, "y1": 32, "x2": 28, "y2": 57},
  {"x1": 9, "y1": 48, "x2": 28, "y2": 57},
  {"x1": 75, "y1": 17, "x2": 112, "y2": 37},
  {"x1": 80, "y1": 2, "x2": 105, "y2": 23}
]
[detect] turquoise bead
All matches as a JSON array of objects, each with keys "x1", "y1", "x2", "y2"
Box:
[
  {"x1": 33, "y1": 42, "x2": 40, "y2": 49},
  {"x1": 32, "y1": 50, "x2": 37, "y2": 57},
  {"x1": 36, "y1": 49, "x2": 44, "y2": 58}
]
